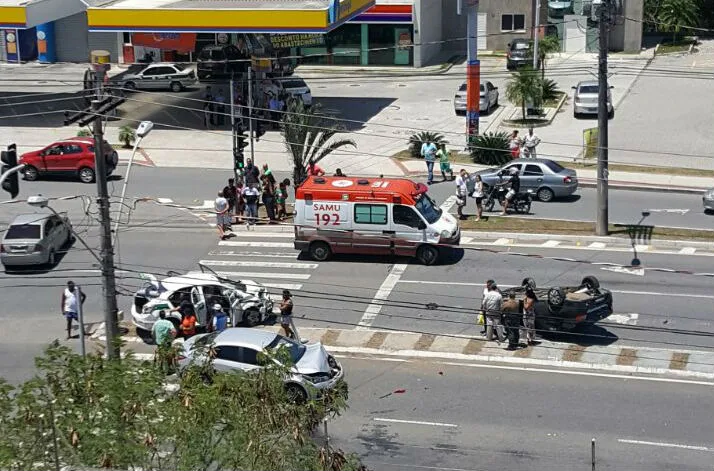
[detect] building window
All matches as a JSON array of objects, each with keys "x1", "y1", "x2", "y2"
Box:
[
  {"x1": 354, "y1": 204, "x2": 388, "y2": 225},
  {"x1": 368, "y1": 24, "x2": 413, "y2": 66},
  {"x1": 501, "y1": 14, "x2": 526, "y2": 32}
]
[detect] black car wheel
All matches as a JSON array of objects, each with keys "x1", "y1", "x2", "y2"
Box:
[
  {"x1": 515, "y1": 199, "x2": 531, "y2": 214},
  {"x1": 79, "y1": 167, "x2": 95, "y2": 183},
  {"x1": 170, "y1": 81, "x2": 183, "y2": 92},
  {"x1": 309, "y1": 241, "x2": 331, "y2": 262},
  {"x1": 581, "y1": 276, "x2": 600, "y2": 290},
  {"x1": 417, "y1": 245, "x2": 439, "y2": 266},
  {"x1": 47, "y1": 249, "x2": 56, "y2": 267},
  {"x1": 23, "y1": 165, "x2": 39, "y2": 181},
  {"x1": 547, "y1": 287, "x2": 565, "y2": 309},
  {"x1": 124, "y1": 81, "x2": 136, "y2": 91},
  {"x1": 242, "y1": 307, "x2": 262, "y2": 327},
  {"x1": 537, "y1": 187, "x2": 555, "y2": 202},
  {"x1": 522, "y1": 278, "x2": 536, "y2": 290}
]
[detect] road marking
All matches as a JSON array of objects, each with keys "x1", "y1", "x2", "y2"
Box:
[
  {"x1": 634, "y1": 244, "x2": 650, "y2": 252},
  {"x1": 373, "y1": 417, "x2": 458, "y2": 428},
  {"x1": 617, "y1": 439, "x2": 710, "y2": 452},
  {"x1": 542, "y1": 240, "x2": 561, "y2": 247},
  {"x1": 601, "y1": 266, "x2": 645, "y2": 276},
  {"x1": 588, "y1": 242, "x2": 607, "y2": 249},
  {"x1": 334, "y1": 354, "x2": 409, "y2": 362},
  {"x1": 357, "y1": 264, "x2": 407, "y2": 329},
  {"x1": 208, "y1": 250, "x2": 296, "y2": 258},
  {"x1": 199, "y1": 260, "x2": 317, "y2": 269},
  {"x1": 460, "y1": 236, "x2": 473, "y2": 244},
  {"x1": 156, "y1": 197, "x2": 173, "y2": 204},
  {"x1": 646, "y1": 209, "x2": 690, "y2": 215},
  {"x1": 214, "y1": 271, "x2": 311, "y2": 280},
  {"x1": 438, "y1": 362, "x2": 714, "y2": 386},
  {"x1": 493, "y1": 238, "x2": 511, "y2": 245},
  {"x1": 218, "y1": 233, "x2": 293, "y2": 239},
  {"x1": 364, "y1": 462, "x2": 475, "y2": 471},
  {"x1": 679, "y1": 247, "x2": 697, "y2": 255},
  {"x1": 219, "y1": 241, "x2": 294, "y2": 248},
  {"x1": 263, "y1": 283, "x2": 303, "y2": 291},
  {"x1": 605, "y1": 313, "x2": 639, "y2": 325},
  {"x1": 97, "y1": 335, "x2": 145, "y2": 344},
  {"x1": 440, "y1": 195, "x2": 457, "y2": 212}
]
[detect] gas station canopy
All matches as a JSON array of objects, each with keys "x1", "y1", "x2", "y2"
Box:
[
  {"x1": 0, "y1": 0, "x2": 86, "y2": 29},
  {"x1": 86, "y1": 0, "x2": 376, "y2": 33}
]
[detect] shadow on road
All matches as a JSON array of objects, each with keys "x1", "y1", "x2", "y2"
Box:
[
  {"x1": 313, "y1": 96, "x2": 397, "y2": 132},
  {"x1": 542, "y1": 323, "x2": 619, "y2": 347},
  {"x1": 0, "y1": 91, "x2": 85, "y2": 127}
]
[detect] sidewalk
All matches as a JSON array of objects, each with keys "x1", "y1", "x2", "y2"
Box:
[{"x1": 396, "y1": 159, "x2": 712, "y2": 193}]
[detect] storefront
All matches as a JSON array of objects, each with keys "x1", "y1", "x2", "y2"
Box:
[{"x1": 285, "y1": 4, "x2": 414, "y2": 66}]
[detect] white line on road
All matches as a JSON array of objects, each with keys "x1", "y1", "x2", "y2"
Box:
[
  {"x1": 589, "y1": 242, "x2": 607, "y2": 249},
  {"x1": 612, "y1": 290, "x2": 714, "y2": 299},
  {"x1": 218, "y1": 241, "x2": 294, "y2": 248},
  {"x1": 357, "y1": 264, "x2": 407, "y2": 329},
  {"x1": 214, "y1": 271, "x2": 311, "y2": 280},
  {"x1": 156, "y1": 198, "x2": 173, "y2": 204},
  {"x1": 208, "y1": 250, "x2": 296, "y2": 258},
  {"x1": 617, "y1": 439, "x2": 711, "y2": 452},
  {"x1": 373, "y1": 417, "x2": 458, "y2": 428},
  {"x1": 493, "y1": 238, "x2": 511, "y2": 245},
  {"x1": 263, "y1": 283, "x2": 303, "y2": 291},
  {"x1": 600, "y1": 266, "x2": 645, "y2": 276},
  {"x1": 200, "y1": 260, "x2": 317, "y2": 269},
  {"x1": 605, "y1": 313, "x2": 639, "y2": 325},
  {"x1": 219, "y1": 233, "x2": 293, "y2": 239},
  {"x1": 460, "y1": 236, "x2": 473, "y2": 244},
  {"x1": 646, "y1": 209, "x2": 690, "y2": 215},
  {"x1": 541, "y1": 240, "x2": 561, "y2": 247},
  {"x1": 365, "y1": 462, "x2": 475, "y2": 471},
  {"x1": 440, "y1": 195, "x2": 457, "y2": 212},
  {"x1": 679, "y1": 247, "x2": 697, "y2": 255},
  {"x1": 438, "y1": 362, "x2": 714, "y2": 386}
]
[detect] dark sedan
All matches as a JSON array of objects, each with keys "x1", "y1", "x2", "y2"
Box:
[
  {"x1": 503, "y1": 276, "x2": 613, "y2": 332},
  {"x1": 506, "y1": 39, "x2": 538, "y2": 70},
  {"x1": 472, "y1": 158, "x2": 578, "y2": 202}
]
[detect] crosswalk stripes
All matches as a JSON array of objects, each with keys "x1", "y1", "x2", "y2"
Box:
[{"x1": 199, "y1": 232, "x2": 316, "y2": 293}]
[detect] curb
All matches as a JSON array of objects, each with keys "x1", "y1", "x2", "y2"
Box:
[
  {"x1": 295, "y1": 61, "x2": 457, "y2": 77},
  {"x1": 500, "y1": 93, "x2": 568, "y2": 129}
]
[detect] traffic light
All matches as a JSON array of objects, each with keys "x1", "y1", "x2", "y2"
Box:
[
  {"x1": 233, "y1": 148, "x2": 244, "y2": 170},
  {"x1": 234, "y1": 123, "x2": 249, "y2": 170},
  {"x1": 1, "y1": 144, "x2": 19, "y2": 198}
]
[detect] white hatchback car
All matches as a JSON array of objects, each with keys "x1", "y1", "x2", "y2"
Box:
[
  {"x1": 179, "y1": 328, "x2": 344, "y2": 402},
  {"x1": 265, "y1": 76, "x2": 312, "y2": 106},
  {"x1": 131, "y1": 271, "x2": 273, "y2": 331}
]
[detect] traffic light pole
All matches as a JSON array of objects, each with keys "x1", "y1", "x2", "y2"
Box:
[
  {"x1": 0, "y1": 164, "x2": 25, "y2": 194},
  {"x1": 596, "y1": 0, "x2": 610, "y2": 236},
  {"x1": 248, "y1": 66, "x2": 255, "y2": 163}
]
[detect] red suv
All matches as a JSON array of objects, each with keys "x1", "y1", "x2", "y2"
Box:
[{"x1": 19, "y1": 137, "x2": 119, "y2": 184}]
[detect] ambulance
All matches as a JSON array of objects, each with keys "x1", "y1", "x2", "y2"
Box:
[{"x1": 294, "y1": 176, "x2": 460, "y2": 265}]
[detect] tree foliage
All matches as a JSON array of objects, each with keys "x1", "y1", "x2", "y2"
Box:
[
  {"x1": 505, "y1": 68, "x2": 543, "y2": 120},
  {"x1": 408, "y1": 131, "x2": 447, "y2": 158},
  {"x1": 657, "y1": 0, "x2": 699, "y2": 43},
  {"x1": 118, "y1": 125, "x2": 136, "y2": 148},
  {"x1": 281, "y1": 99, "x2": 356, "y2": 186},
  {"x1": 470, "y1": 131, "x2": 512, "y2": 166},
  {"x1": 0, "y1": 342, "x2": 361, "y2": 471},
  {"x1": 537, "y1": 35, "x2": 561, "y2": 82}
]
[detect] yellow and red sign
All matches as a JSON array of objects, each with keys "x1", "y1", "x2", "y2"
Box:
[{"x1": 132, "y1": 33, "x2": 197, "y2": 52}]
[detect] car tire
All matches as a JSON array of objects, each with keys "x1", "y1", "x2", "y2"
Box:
[
  {"x1": 547, "y1": 287, "x2": 565, "y2": 309},
  {"x1": 522, "y1": 277, "x2": 537, "y2": 290},
  {"x1": 79, "y1": 167, "x2": 95, "y2": 183},
  {"x1": 581, "y1": 276, "x2": 600, "y2": 290},
  {"x1": 309, "y1": 241, "x2": 331, "y2": 262},
  {"x1": 47, "y1": 249, "x2": 56, "y2": 267},
  {"x1": 124, "y1": 81, "x2": 136, "y2": 91},
  {"x1": 536, "y1": 187, "x2": 555, "y2": 202},
  {"x1": 170, "y1": 81, "x2": 183, "y2": 92},
  {"x1": 608, "y1": 109, "x2": 614, "y2": 119},
  {"x1": 416, "y1": 245, "x2": 439, "y2": 266},
  {"x1": 516, "y1": 199, "x2": 531, "y2": 214},
  {"x1": 574, "y1": 111, "x2": 580, "y2": 119},
  {"x1": 23, "y1": 165, "x2": 39, "y2": 181},
  {"x1": 285, "y1": 383, "x2": 308, "y2": 404},
  {"x1": 242, "y1": 307, "x2": 262, "y2": 327}
]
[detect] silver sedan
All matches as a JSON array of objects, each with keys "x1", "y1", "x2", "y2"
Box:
[
  {"x1": 454, "y1": 81, "x2": 499, "y2": 114},
  {"x1": 0, "y1": 212, "x2": 72, "y2": 267},
  {"x1": 473, "y1": 158, "x2": 579, "y2": 202}
]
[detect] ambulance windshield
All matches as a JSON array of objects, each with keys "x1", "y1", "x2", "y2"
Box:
[{"x1": 415, "y1": 194, "x2": 442, "y2": 224}]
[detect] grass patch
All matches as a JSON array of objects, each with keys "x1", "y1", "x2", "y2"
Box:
[
  {"x1": 657, "y1": 40, "x2": 694, "y2": 54},
  {"x1": 543, "y1": 91, "x2": 566, "y2": 108},
  {"x1": 555, "y1": 160, "x2": 714, "y2": 178},
  {"x1": 460, "y1": 216, "x2": 714, "y2": 241}
]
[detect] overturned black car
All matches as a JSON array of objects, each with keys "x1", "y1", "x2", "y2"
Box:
[{"x1": 502, "y1": 276, "x2": 613, "y2": 332}]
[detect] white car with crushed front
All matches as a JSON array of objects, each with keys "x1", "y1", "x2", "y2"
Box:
[{"x1": 131, "y1": 270, "x2": 273, "y2": 331}]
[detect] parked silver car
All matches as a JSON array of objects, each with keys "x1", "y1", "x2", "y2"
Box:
[
  {"x1": 265, "y1": 76, "x2": 312, "y2": 106},
  {"x1": 704, "y1": 187, "x2": 714, "y2": 213},
  {"x1": 473, "y1": 158, "x2": 578, "y2": 202},
  {"x1": 454, "y1": 81, "x2": 499, "y2": 114},
  {"x1": 179, "y1": 328, "x2": 344, "y2": 402},
  {"x1": 1, "y1": 213, "x2": 72, "y2": 267},
  {"x1": 572, "y1": 80, "x2": 613, "y2": 118},
  {"x1": 120, "y1": 62, "x2": 197, "y2": 92}
]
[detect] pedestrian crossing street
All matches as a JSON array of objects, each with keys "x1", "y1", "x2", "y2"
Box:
[{"x1": 199, "y1": 232, "x2": 314, "y2": 293}]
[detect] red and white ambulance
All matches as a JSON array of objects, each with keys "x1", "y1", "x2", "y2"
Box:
[{"x1": 294, "y1": 176, "x2": 460, "y2": 265}]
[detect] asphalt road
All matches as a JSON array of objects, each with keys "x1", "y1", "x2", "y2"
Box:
[
  {"x1": 330, "y1": 356, "x2": 714, "y2": 471},
  {"x1": 421, "y1": 179, "x2": 714, "y2": 231}
]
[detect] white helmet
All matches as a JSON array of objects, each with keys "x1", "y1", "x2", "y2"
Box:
[{"x1": 509, "y1": 167, "x2": 519, "y2": 175}]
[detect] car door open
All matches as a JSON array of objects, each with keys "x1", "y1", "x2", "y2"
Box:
[{"x1": 190, "y1": 286, "x2": 208, "y2": 326}]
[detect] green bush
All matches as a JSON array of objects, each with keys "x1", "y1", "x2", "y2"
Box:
[
  {"x1": 470, "y1": 131, "x2": 511, "y2": 166},
  {"x1": 541, "y1": 78, "x2": 560, "y2": 102},
  {"x1": 118, "y1": 125, "x2": 136, "y2": 148},
  {"x1": 76, "y1": 128, "x2": 92, "y2": 137},
  {"x1": 408, "y1": 131, "x2": 447, "y2": 158}
]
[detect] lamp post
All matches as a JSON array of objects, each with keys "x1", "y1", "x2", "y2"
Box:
[
  {"x1": 27, "y1": 195, "x2": 102, "y2": 357},
  {"x1": 114, "y1": 121, "x2": 153, "y2": 244}
]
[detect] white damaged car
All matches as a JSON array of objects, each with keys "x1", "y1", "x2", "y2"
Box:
[{"x1": 131, "y1": 270, "x2": 274, "y2": 331}]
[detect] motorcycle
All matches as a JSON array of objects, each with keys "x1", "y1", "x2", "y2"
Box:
[{"x1": 483, "y1": 184, "x2": 533, "y2": 214}]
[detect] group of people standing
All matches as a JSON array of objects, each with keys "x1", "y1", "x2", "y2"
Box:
[
  {"x1": 480, "y1": 280, "x2": 538, "y2": 351},
  {"x1": 420, "y1": 140, "x2": 454, "y2": 185},
  {"x1": 214, "y1": 159, "x2": 290, "y2": 240},
  {"x1": 508, "y1": 127, "x2": 541, "y2": 159}
]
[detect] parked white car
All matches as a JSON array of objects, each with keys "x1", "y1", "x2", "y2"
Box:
[
  {"x1": 179, "y1": 328, "x2": 345, "y2": 402},
  {"x1": 454, "y1": 81, "x2": 499, "y2": 114},
  {"x1": 131, "y1": 270, "x2": 273, "y2": 331},
  {"x1": 119, "y1": 62, "x2": 197, "y2": 92},
  {"x1": 572, "y1": 80, "x2": 613, "y2": 118},
  {"x1": 265, "y1": 76, "x2": 312, "y2": 106}
]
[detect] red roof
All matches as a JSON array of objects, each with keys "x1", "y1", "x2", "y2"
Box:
[{"x1": 297, "y1": 176, "x2": 428, "y2": 205}]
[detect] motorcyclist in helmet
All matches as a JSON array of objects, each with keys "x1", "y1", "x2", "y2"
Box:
[{"x1": 500, "y1": 167, "x2": 520, "y2": 215}]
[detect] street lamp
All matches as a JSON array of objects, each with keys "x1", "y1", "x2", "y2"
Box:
[
  {"x1": 27, "y1": 194, "x2": 97, "y2": 357},
  {"x1": 113, "y1": 120, "x2": 153, "y2": 244}
]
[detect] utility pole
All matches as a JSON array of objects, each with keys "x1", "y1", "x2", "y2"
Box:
[
  {"x1": 596, "y1": 0, "x2": 611, "y2": 236},
  {"x1": 247, "y1": 66, "x2": 255, "y2": 163},
  {"x1": 89, "y1": 50, "x2": 121, "y2": 359},
  {"x1": 459, "y1": 0, "x2": 480, "y2": 149},
  {"x1": 533, "y1": 0, "x2": 541, "y2": 69},
  {"x1": 76, "y1": 285, "x2": 86, "y2": 358},
  {"x1": 230, "y1": 75, "x2": 239, "y2": 182}
]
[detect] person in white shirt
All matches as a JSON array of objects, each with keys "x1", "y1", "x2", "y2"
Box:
[
  {"x1": 214, "y1": 191, "x2": 230, "y2": 240},
  {"x1": 471, "y1": 174, "x2": 484, "y2": 222},
  {"x1": 522, "y1": 127, "x2": 541, "y2": 158},
  {"x1": 454, "y1": 169, "x2": 468, "y2": 220},
  {"x1": 61, "y1": 280, "x2": 86, "y2": 340},
  {"x1": 482, "y1": 282, "x2": 506, "y2": 342}
]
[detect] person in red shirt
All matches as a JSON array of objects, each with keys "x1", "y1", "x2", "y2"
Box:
[{"x1": 307, "y1": 159, "x2": 325, "y2": 177}]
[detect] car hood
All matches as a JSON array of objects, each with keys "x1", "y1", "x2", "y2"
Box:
[
  {"x1": 294, "y1": 342, "x2": 331, "y2": 374},
  {"x1": 549, "y1": 0, "x2": 571, "y2": 8}
]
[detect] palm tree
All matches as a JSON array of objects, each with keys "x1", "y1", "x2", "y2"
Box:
[
  {"x1": 281, "y1": 99, "x2": 356, "y2": 186},
  {"x1": 505, "y1": 68, "x2": 542, "y2": 121},
  {"x1": 537, "y1": 35, "x2": 561, "y2": 82},
  {"x1": 657, "y1": 0, "x2": 699, "y2": 44}
]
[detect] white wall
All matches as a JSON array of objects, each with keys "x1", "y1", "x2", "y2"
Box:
[{"x1": 413, "y1": 0, "x2": 443, "y2": 67}]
